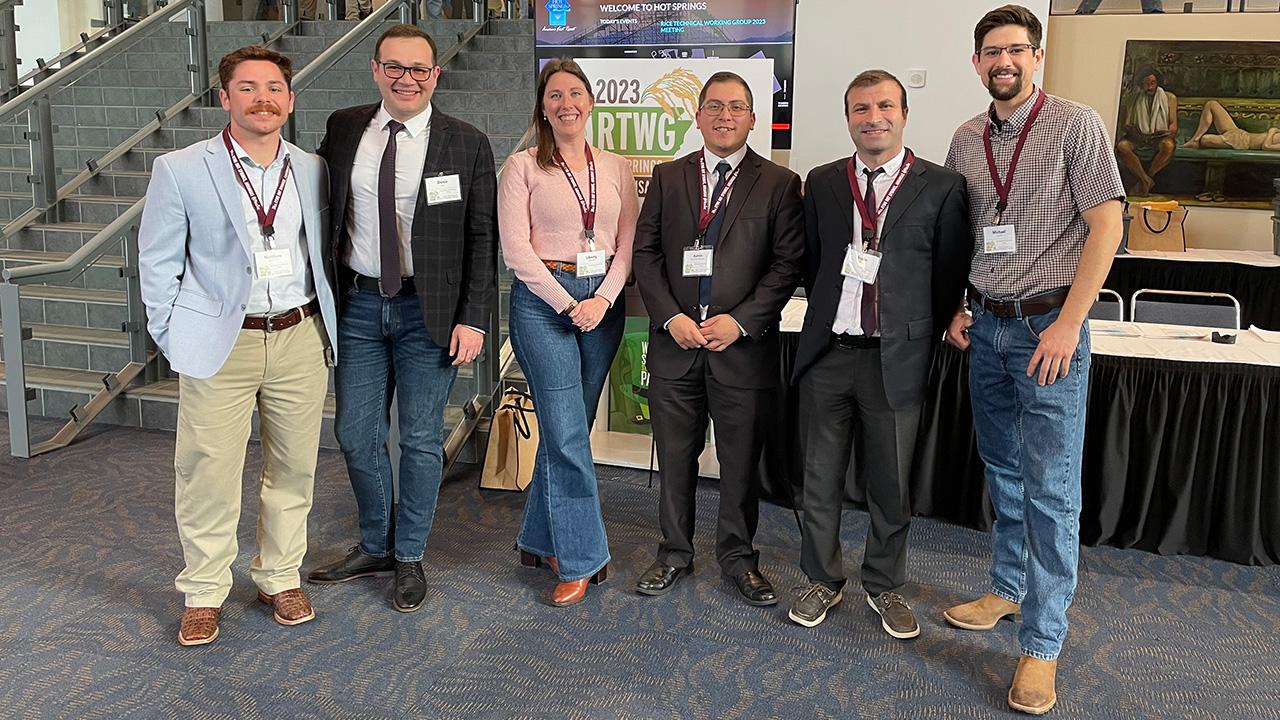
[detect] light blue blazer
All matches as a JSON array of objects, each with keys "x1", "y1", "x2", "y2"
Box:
[{"x1": 137, "y1": 135, "x2": 337, "y2": 379}]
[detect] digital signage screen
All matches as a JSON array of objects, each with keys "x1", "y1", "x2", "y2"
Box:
[{"x1": 535, "y1": 1, "x2": 798, "y2": 149}]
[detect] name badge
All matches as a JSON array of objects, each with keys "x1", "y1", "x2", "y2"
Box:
[
  {"x1": 576, "y1": 249, "x2": 607, "y2": 278},
  {"x1": 983, "y1": 224, "x2": 1017, "y2": 254},
  {"x1": 254, "y1": 248, "x2": 293, "y2": 279},
  {"x1": 424, "y1": 174, "x2": 462, "y2": 205},
  {"x1": 682, "y1": 246, "x2": 713, "y2": 277},
  {"x1": 842, "y1": 245, "x2": 882, "y2": 284}
]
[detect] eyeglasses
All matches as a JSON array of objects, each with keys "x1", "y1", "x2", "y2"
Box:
[
  {"x1": 979, "y1": 44, "x2": 1038, "y2": 60},
  {"x1": 378, "y1": 62, "x2": 436, "y2": 82},
  {"x1": 700, "y1": 101, "x2": 752, "y2": 117}
]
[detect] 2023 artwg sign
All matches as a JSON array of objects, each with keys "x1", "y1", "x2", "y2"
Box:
[{"x1": 575, "y1": 57, "x2": 774, "y2": 196}]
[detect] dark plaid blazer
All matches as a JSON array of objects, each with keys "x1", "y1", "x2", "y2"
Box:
[{"x1": 318, "y1": 103, "x2": 498, "y2": 345}]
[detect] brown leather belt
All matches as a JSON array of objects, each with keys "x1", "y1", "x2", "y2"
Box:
[
  {"x1": 970, "y1": 286, "x2": 1070, "y2": 319},
  {"x1": 242, "y1": 299, "x2": 320, "y2": 332},
  {"x1": 543, "y1": 259, "x2": 578, "y2": 273}
]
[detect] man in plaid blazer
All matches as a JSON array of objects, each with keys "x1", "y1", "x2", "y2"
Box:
[{"x1": 307, "y1": 24, "x2": 497, "y2": 613}]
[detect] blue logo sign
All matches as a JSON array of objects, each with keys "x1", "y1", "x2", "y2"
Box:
[{"x1": 546, "y1": 0, "x2": 570, "y2": 27}]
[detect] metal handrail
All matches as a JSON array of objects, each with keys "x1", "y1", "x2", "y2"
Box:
[
  {"x1": 5, "y1": 22, "x2": 132, "y2": 97},
  {"x1": 0, "y1": 18, "x2": 297, "y2": 239},
  {"x1": 0, "y1": 0, "x2": 194, "y2": 124},
  {"x1": 3, "y1": 199, "x2": 143, "y2": 286}
]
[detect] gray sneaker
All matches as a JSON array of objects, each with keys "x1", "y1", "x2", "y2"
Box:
[
  {"x1": 787, "y1": 582, "x2": 843, "y2": 627},
  {"x1": 866, "y1": 591, "x2": 920, "y2": 639}
]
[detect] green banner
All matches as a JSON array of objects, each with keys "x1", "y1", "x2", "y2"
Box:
[{"x1": 607, "y1": 316, "x2": 652, "y2": 435}]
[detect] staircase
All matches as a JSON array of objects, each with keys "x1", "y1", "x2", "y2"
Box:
[{"x1": 0, "y1": 16, "x2": 535, "y2": 452}]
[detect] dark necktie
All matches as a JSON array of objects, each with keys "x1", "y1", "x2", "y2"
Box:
[
  {"x1": 379, "y1": 119, "x2": 405, "y2": 296},
  {"x1": 860, "y1": 167, "x2": 885, "y2": 337},
  {"x1": 698, "y1": 160, "x2": 732, "y2": 308}
]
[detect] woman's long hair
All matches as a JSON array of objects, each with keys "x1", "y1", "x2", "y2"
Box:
[{"x1": 531, "y1": 58, "x2": 594, "y2": 170}]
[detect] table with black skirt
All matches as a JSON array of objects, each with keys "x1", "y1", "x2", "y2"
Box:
[
  {"x1": 1105, "y1": 249, "x2": 1280, "y2": 330},
  {"x1": 762, "y1": 309, "x2": 1280, "y2": 567}
]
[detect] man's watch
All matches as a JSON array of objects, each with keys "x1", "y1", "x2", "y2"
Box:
[{"x1": 561, "y1": 300, "x2": 578, "y2": 316}]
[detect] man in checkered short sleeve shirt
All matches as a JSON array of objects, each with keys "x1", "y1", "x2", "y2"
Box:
[{"x1": 940, "y1": 4, "x2": 1125, "y2": 716}]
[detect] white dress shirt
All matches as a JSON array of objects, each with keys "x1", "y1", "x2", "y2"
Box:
[
  {"x1": 832, "y1": 147, "x2": 906, "y2": 336},
  {"x1": 666, "y1": 144, "x2": 752, "y2": 330},
  {"x1": 227, "y1": 135, "x2": 311, "y2": 315},
  {"x1": 345, "y1": 103, "x2": 433, "y2": 279}
]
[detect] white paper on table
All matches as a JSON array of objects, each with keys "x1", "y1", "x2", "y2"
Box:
[
  {"x1": 1090, "y1": 323, "x2": 1144, "y2": 338},
  {"x1": 1248, "y1": 325, "x2": 1280, "y2": 344},
  {"x1": 1144, "y1": 327, "x2": 1210, "y2": 340}
]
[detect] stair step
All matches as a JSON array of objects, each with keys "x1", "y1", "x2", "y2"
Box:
[
  {"x1": 0, "y1": 323, "x2": 128, "y2": 347},
  {"x1": 0, "y1": 248, "x2": 125, "y2": 267},
  {"x1": 0, "y1": 362, "x2": 111, "y2": 392},
  {"x1": 20, "y1": 285, "x2": 126, "y2": 304}
]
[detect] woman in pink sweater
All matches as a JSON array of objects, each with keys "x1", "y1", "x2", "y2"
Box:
[{"x1": 499, "y1": 58, "x2": 638, "y2": 607}]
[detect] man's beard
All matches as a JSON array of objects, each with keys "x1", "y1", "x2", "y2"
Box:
[{"x1": 986, "y1": 69, "x2": 1025, "y2": 102}]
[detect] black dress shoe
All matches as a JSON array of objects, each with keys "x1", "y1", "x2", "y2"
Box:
[
  {"x1": 635, "y1": 560, "x2": 692, "y2": 596},
  {"x1": 394, "y1": 561, "x2": 427, "y2": 613},
  {"x1": 728, "y1": 569, "x2": 778, "y2": 606},
  {"x1": 307, "y1": 546, "x2": 395, "y2": 584}
]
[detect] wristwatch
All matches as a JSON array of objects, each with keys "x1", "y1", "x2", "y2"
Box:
[{"x1": 561, "y1": 300, "x2": 578, "y2": 316}]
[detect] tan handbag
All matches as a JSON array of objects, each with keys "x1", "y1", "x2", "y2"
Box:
[
  {"x1": 480, "y1": 388, "x2": 538, "y2": 492},
  {"x1": 1127, "y1": 202, "x2": 1187, "y2": 252}
]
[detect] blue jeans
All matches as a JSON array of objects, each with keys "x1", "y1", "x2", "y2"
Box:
[
  {"x1": 334, "y1": 285, "x2": 458, "y2": 563},
  {"x1": 508, "y1": 272, "x2": 623, "y2": 581},
  {"x1": 967, "y1": 299, "x2": 1090, "y2": 661}
]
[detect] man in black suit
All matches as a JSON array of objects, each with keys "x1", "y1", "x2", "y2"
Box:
[
  {"x1": 787, "y1": 70, "x2": 970, "y2": 636},
  {"x1": 306, "y1": 24, "x2": 497, "y2": 613},
  {"x1": 631, "y1": 71, "x2": 804, "y2": 606}
]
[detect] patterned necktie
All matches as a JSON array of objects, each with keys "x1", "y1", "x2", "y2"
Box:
[
  {"x1": 378, "y1": 119, "x2": 405, "y2": 296},
  {"x1": 860, "y1": 167, "x2": 885, "y2": 337},
  {"x1": 698, "y1": 160, "x2": 732, "y2": 308}
]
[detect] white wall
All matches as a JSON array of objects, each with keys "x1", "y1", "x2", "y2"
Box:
[
  {"x1": 14, "y1": 1, "x2": 65, "y2": 75},
  {"x1": 789, "y1": 0, "x2": 1051, "y2": 177}
]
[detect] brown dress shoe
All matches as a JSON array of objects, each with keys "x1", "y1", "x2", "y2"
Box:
[
  {"x1": 943, "y1": 593, "x2": 1021, "y2": 630},
  {"x1": 1008, "y1": 656, "x2": 1058, "y2": 715},
  {"x1": 257, "y1": 588, "x2": 316, "y2": 626},
  {"x1": 550, "y1": 566, "x2": 607, "y2": 607},
  {"x1": 178, "y1": 606, "x2": 221, "y2": 646}
]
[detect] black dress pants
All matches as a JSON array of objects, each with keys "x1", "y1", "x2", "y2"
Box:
[
  {"x1": 649, "y1": 350, "x2": 769, "y2": 576},
  {"x1": 797, "y1": 343, "x2": 921, "y2": 596}
]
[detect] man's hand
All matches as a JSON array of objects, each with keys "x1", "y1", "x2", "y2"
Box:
[
  {"x1": 699, "y1": 314, "x2": 742, "y2": 352},
  {"x1": 1026, "y1": 318, "x2": 1081, "y2": 386},
  {"x1": 569, "y1": 296, "x2": 610, "y2": 333},
  {"x1": 945, "y1": 310, "x2": 973, "y2": 351},
  {"x1": 668, "y1": 314, "x2": 708, "y2": 350},
  {"x1": 449, "y1": 325, "x2": 484, "y2": 366}
]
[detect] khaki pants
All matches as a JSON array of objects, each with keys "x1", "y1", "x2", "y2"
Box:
[{"x1": 174, "y1": 315, "x2": 329, "y2": 608}]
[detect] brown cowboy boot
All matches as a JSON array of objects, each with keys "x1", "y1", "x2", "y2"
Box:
[
  {"x1": 257, "y1": 588, "x2": 316, "y2": 626},
  {"x1": 1008, "y1": 656, "x2": 1058, "y2": 715},
  {"x1": 943, "y1": 592, "x2": 1021, "y2": 630},
  {"x1": 178, "y1": 606, "x2": 222, "y2": 646}
]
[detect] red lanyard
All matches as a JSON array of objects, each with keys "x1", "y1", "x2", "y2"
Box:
[
  {"x1": 847, "y1": 149, "x2": 914, "y2": 243},
  {"x1": 222, "y1": 126, "x2": 291, "y2": 239},
  {"x1": 553, "y1": 143, "x2": 597, "y2": 244},
  {"x1": 697, "y1": 155, "x2": 742, "y2": 238},
  {"x1": 982, "y1": 89, "x2": 1045, "y2": 223}
]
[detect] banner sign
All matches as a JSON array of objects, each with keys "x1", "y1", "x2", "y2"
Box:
[{"x1": 576, "y1": 57, "x2": 774, "y2": 196}]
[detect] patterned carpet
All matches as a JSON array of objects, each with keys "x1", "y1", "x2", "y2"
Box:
[{"x1": 1, "y1": 418, "x2": 1278, "y2": 719}]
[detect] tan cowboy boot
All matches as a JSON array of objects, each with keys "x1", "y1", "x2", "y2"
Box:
[
  {"x1": 943, "y1": 592, "x2": 1021, "y2": 630},
  {"x1": 1008, "y1": 656, "x2": 1057, "y2": 715}
]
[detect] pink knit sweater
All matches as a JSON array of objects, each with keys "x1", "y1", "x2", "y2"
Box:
[{"x1": 498, "y1": 147, "x2": 638, "y2": 311}]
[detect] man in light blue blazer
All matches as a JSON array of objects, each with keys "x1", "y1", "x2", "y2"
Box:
[{"x1": 138, "y1": 46, "x2": 337, "y2": 647}]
